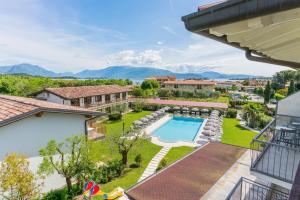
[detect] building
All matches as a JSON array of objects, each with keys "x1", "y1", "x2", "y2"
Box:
[
  {"x1": 34, "y1": 85, "x2": 132, "y2": 112},
  {"x1": 163, "y1": 80, "x2": 216, "y2": 92},
  {"x1": 216, "y1": 81, "x2": 243, "y2": 91},
  {"x1": 146, "y1": 76, "x2": 176, "y2": 87},
  {"x1": 182, "y1": 0, "x2": 300, "y2": 199},
  {"x1": 0, "y1": 94, "x2": 104, "y2": 160}
]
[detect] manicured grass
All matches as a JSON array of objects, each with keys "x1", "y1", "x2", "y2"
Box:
[
  {"x1": 104, "y1": 111, "x2": 152, "y2": 137},
  {"x1": 90, "y1": 111, "x2": 162, "y2": 194},
  {"x1": 221, "y1": 118, "x2": 257, "y2": 148},
  {"x1": 162, "y1": 146, "x2": 195, "y2": 166}
]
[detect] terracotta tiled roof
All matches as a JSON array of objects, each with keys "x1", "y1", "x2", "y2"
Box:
[
  {"x1": 44, "y1": 85, "x2": 132, "y2": 99},
  {"x1": 147, "y1": 76, "x2": 176, "y2": 79},
  {"x1": 164, "y1": 80, "x2": 216, "y2": 85},
  {"x1": 0, "y1": 94, "x2": 103, "y2": 127},
  {"x1": 127, "y1": 143, "x2": 245, "y2": 200},
  {"x1": 146, "y1": 98, "x2": 228, "y2": 109}
]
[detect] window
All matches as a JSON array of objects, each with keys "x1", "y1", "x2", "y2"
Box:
[
  {"x1": 174, "y1": 84, "x2": 178, "y2": 89},
  {"x1": 197, "y1": 85, "x2": 202, "y2": 89},
  {"x1": 96, "y1": 95, "x2": 102, "y2": 102}
]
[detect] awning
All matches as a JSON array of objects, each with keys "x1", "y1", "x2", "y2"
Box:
[{"x1": 182, "y1": 0, "x2": 300, "y2": 69}]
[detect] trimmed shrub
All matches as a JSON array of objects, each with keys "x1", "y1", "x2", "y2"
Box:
[
  {"x1": 226, "y1": 108, "x2": 237, "y2": 118},
  {"x1": 108, "y1": 113, "x2": 122, "y2": 121},
  {"x1": 156, "y1": 158, "x2": 167, "y2": 172},
  {"x1": 135, "y1": 154, "x2": 142, "y2": 167},
  {"x1": 93, "y1": 159, "x2": 125, "y2": 184},
  {"x1": 157, "y1": 89, "x2": 172, "y2": 98},
  {"x1": 132, "y1": 101, "x2": 143, "y2": 112},
  {"x1": 42, "y1": 189, "x2": 67, "y2": 200},
  {"x1": 274, "y1": 93, "x2": 285, "y2": 101}
]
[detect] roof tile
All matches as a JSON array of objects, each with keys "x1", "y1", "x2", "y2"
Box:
[{"x1": 44, "y1": 85, "x2": 132, "y2": 99}]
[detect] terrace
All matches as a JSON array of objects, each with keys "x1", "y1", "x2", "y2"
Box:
[
  {"x1": 250, "y1": 92, "x2": 300, "y2": 188},
  {"x1": 226, "y1": 177, "x2": 289, "y2": 200},
  {"x1": 251, "y1": 118, "x2": 300, "y2": 188}
]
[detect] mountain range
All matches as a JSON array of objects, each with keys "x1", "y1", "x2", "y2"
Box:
[{"x1": 0, "y1": 63, "x2": 257, "y2": 80}]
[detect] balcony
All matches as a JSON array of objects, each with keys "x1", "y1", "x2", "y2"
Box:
[
  {"x1": 226, "y1": 177, "x2": 289, "y2": 200},
  {"x1": 250, "y1": 118, "x2": 300, "y2": 186}
]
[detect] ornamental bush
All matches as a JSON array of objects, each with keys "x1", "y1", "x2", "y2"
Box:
[
  {"x1": 108, "y1": 112, "x2": 122, "y2": 121},
  {"x1": 226, "y1": 108, "x2": 237, "y2": 118}
]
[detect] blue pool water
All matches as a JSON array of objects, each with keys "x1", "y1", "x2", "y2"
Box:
[{"x1": 152, "y1": 116, "x2": 204, "y2": 143}]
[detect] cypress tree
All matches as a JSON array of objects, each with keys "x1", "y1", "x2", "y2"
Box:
[
  {"x1": 288, "y1": 79, "x2": 295, "y2": 95},
  {"x1": 264, "y1": 81, "x2": 271, "y2": 104}
]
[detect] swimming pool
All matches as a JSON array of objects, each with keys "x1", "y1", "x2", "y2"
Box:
[{"x1": 152, "y1": 116, "x2": 204, "y2": 143}]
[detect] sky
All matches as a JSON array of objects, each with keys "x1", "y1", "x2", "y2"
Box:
[{"x1": 0, "y1": 0, "x2": 291, "y2": 76}]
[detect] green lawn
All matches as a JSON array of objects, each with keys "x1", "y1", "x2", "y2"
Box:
[
  {"x1": 221, "y1": 118, "x2": 257, "y2": 148},
  {"x1": 90, "y1": 111, "x2": 162, "y2": 193},
  {"x1": 161, "y1": 146, "x2": 195, "y2": 167}
]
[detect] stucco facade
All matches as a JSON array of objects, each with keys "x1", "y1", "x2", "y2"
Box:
[
  {"x1": 164, "y1": 83, "x2": 215, "y2": 92},
  {"x1": 0, "y1": 112, "x2": 87, "y2": 160}
]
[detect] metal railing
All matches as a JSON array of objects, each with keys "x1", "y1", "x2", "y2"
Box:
[
  {"x1": 251, "y1": 119, "x2": 300, "y2": 183},
  {"x1": 226, "y1": 177, "x2": 289, "y2": 200}
]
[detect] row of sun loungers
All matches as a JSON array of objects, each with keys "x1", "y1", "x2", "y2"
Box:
[
  {"x1": 197, "y1": 110, "x2": 223, "y2": 144},
  {"x1": 132, "y1": 107, "x2": 170, "y2": 130},
  {"x1": 173, "y1": 107, "x2": 210, "y2": 115}
]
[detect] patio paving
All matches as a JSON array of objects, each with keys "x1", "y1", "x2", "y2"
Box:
[{"x1": 126, "y1": 142, "x2": 245, "y2": 200}]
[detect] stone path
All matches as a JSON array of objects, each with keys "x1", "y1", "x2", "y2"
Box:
[{"x1": 138, "y1": 146, "x2": 171, "y2": 182}]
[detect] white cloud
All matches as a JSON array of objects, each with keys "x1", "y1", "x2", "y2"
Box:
[
  {"x1": 0, "y1": 1, "x2": 291, "y2": 76},
  {"x1": 156, "y1": 35, "x2": 290, "y2": 76},
  {"x1": 106, "y1": 50, "x2": 162, "y2": 66},
  {"x1": 162, "y1": 26, "x2": 178, "y2": 37}
]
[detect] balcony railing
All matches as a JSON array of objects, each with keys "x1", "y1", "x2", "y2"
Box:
[
  {"x1": 251, "y1": 119, "x2": 300, "y2": 183},
  {"x1": 226, "y1": 177, "x2": 289, "y2": 200}
]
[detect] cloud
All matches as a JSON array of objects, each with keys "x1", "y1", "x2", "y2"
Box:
[
  {"x1": 106, "y1": 50, "x2": 162, "y2": 66},
  {"x1": 162, "y1": 26, "x2": 178, "y2": 37},
  {"x1": 157, "y1": 41, "x2": 163, "y2": 45}
]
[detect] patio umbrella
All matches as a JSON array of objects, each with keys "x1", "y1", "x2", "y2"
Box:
[
  {"x1": 201, "y1": 109, "x2": 209, "y2": 113},
  {"x1": 182, "y1": 107, "x2": 189, "y2": 111},
  {"x1": 191, "y1": 108, "x2": 199, "y2": 112},
  {"x1": 163, "y1": 106, "x2": 170, "y2": 111},
  {"x1": 211, "y1": 110, "x2": 220, "y2": 114}
]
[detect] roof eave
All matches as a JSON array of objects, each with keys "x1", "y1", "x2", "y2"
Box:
[
  {"x1": 182, "y1": 0, "x2": 300, "y2": 69},
  {"x1": 0, "y1": 108, "x2": 105, "y2": 128}
]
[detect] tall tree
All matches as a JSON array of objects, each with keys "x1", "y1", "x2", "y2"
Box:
[
  {"x1": 264, "y1": 81, "x2": 271, "y2": 104},
  {"x1": 288, "y1": 79, "x2": 295, "y2": 95},
  {"x1": 141, "y1": 80, "x2": 160, "y2": 90},
  {"x1": 39, "y1": 135, "x2": 92, "y2": 193},
  {"x1": 0, "y1": 154, "x2": 42, "y2": 200}
]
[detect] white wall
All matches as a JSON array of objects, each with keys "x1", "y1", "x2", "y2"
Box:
[
  {"x1": 36, "y1": 92, "x2": 65, "y2": 104},
  {"x1": 0, "y1": 112, "x2": 86, "y2": 160}
]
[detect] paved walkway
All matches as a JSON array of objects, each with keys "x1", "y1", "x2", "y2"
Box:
[
  {"x1": 138, "y1": 146, "x2": 170, "y2": 182},
  {"x1": 200, "y1": 150, "x2": 264, "y2": 200}
]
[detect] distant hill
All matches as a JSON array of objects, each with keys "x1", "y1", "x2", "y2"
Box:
[
  {"x1": 0, "y1": 64, "x2": 57, "y2": 77},
  {"x1": 0, "y1": 63, "x2": 257, "y2": 80}
]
